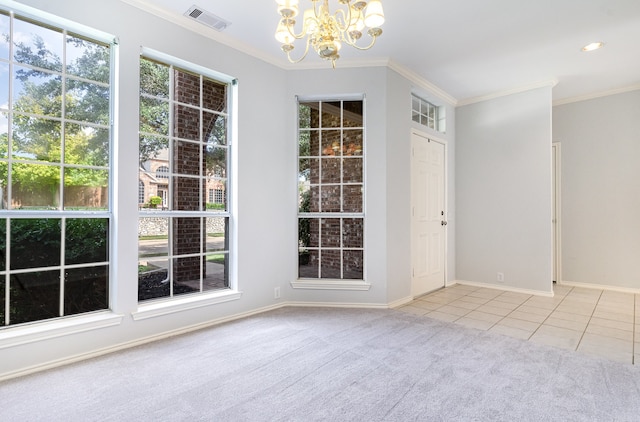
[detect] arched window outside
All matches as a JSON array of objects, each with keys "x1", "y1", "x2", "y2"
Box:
[{"x1": 156, "y1": 165, "x2": 169, "y2": 179}]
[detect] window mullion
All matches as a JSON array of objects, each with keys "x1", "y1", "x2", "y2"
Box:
[
  {"x1": 59, "y1": 218, "x2": 66, "y2": 317},
  {"x1": 4, "y1": 219, "x2": 9, "y2": 326},
  {"x1": 168, "y1": 65, "x2": 175, "y2": 213}
]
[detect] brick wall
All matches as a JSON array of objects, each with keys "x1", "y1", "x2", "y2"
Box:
[
  {"x1": 171, "y1": 70, "x2": 226, "y2": 283},
  {"x1": 300, "y1": 101, "x2": 364, "y2": 279}
]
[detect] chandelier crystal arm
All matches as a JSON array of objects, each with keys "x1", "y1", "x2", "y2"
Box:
[
  {"x1": 278, "y1": 18, "x2": 308, "y2": 41},
  {"x1": 334, "y1": 8, "x2": 350, "y2": 32},
  {"x1": 284, "y1": 35, "x2": 313, "y2": 64},
  {"x1": 343, "y1": 28, "x2": 382, "y2": 50}
]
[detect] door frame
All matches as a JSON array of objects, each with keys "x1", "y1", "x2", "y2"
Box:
[
  {"x1": 410, "y1": 129, "x2": 448, "y2": 296},
  {"x1": 552, "y1": 142, "x2": 562, "y2": 284}
]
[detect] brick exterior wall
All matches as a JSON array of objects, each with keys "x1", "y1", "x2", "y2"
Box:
[
  {"x1": 171, "y1": 70, "x2": 226, "y2": 283},
  {"x1": 300, "y1": 101, "x2": 364, "y2": 279}
]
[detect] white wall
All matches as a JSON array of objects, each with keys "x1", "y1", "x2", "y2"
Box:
[
  {"x1": 385, "y1": 71, "x2": 457, "y2": 303},
  {"x1": 284, "y1": 66, "x2": 389, "y2": 305},
  {"x1": 553, "y1": 90, "x2": 640, "y2": 290},
  {"x1": 2, "y1": 0, "x2": 292, "y2": 378},
  {"x1": 456, "y1": 86, "x2": 553, "y2": 294},
  {"x1": 284, "y1": 67, "x2": 457, "y2": 306},
  {"x1": 1, "y1": 0, "x2": 455, "y2": 379}
]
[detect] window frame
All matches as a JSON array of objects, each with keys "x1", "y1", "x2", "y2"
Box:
[
  {"x1": 293, "y1": 95, "x2": 369, "y2": 290},
  {"x1": 411, "y1": 93, "x2": 445, "y2": 132},
  {"x1": 137, "y1": 48, "x2": 238, "y2": 305},
  {"x1": 0, "y1": 7, "x2": 117, "y2": 327}
]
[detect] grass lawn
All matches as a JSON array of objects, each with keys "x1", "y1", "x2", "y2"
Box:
[
  {"x1": 139, "y1": 233, "x2": 224, "y2": 241},
  {"x1": 207, "y1": 254, "x2": 226, "y2": 264}
]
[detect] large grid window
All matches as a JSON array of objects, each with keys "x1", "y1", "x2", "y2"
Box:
[
  {"x1": 412, "y1": 94, "x2": 443, "y2": 131},
  {"x1": 138, "y1": 54, "x2": 232, "y2": 302},
  {"x1": 297, "y1": 100, "x2": 364, "y2": 280},
  {"x1": 0, "y1": 12, "x2": 112, "y2": 325}
]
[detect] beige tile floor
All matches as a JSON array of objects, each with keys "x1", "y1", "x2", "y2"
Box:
[{"x1": 399, "y1": 283, "x2": 639, "y2": 365}]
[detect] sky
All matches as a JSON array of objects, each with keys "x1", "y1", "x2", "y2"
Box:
[{"x1": 0, "y1": 12, "x2": 91, "y2": 137}]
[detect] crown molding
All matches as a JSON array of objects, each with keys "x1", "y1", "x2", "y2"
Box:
[
  {"x1": 120, "y1": 0, "x2": 460, "y2": 106},
  {"x1": 456, "y1": 79, "x2": 559, "y2": 107},
  {"x1": 120, "y1": 0, "x2": 286, "y2": 68},
  {"x1": 387, "y1": 60, "x2": 458, "y2": 106},
  {"x1": 121, "y1": 0, "x2": 390, "y2": 73},
  {"x1": 552, "y1": 83, "x2": 640, "y2": 106},
  {"x1": 281, "y1": 56, "x2": 391, "y2": 71}
]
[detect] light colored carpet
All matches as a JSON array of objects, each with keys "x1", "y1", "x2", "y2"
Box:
[{"x1": 2, "y1": 307, "x2": 640, "y2": 421}]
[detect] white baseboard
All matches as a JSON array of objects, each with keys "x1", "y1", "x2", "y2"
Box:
[
  {"x1": 388, "y1": 296, "x2": 415, "y2": 309},
  {"x1": 0, "y1": 298, "x2": 413, "y2": 382},
  {"x1": 0, "y1": 302, "x2": 285, "y2": 382},
  {"x1": 558, "y1": 280, "x2": 640, "y2": 295},
  {"x1": 454, "y1": 280, "x2": 554, "y2": 297},
  {"x1": 285, "y1": 301, "x2": 394, "y2": 310}
]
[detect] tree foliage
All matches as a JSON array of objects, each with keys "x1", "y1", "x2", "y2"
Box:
[
  {"x1": 139, "y1": 58, "x2": 169, "y2": 164},
  {"x1": 2, "y1": 33, "x2": 111, "y2": 203}
]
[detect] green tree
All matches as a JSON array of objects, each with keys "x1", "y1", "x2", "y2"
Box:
[
  {"x1": 139, "y1": 58, "x2": 170, "y2": 165},
  {"x1": 2, "y1": 34, "x2": 111, "y2": 205}
]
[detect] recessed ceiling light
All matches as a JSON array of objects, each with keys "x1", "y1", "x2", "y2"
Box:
[{"x1": 581, "y1": 42, "x2": 604, "y2": 52}]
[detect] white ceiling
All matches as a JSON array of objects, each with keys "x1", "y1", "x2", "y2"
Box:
[{"x1": 128, "y1": 0, "x2": 640, "y2": 104}]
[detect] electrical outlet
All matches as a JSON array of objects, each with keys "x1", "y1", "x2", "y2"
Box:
[
  {"x1": 274, "y1": 287, "x2": 281, "y2": 299},
  {"x1": 497, "y1": 272, "x2": 504, "y2": 282}
]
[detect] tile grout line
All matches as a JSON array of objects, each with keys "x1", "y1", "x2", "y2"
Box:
[
  {"x1": 434, "y1": 287, "x2": 495, "y2": 322},
  {"x1": 457, "y1": 290, "x2": 506, "y2": 325},
  {"x1": 573, "y1": 289, "x2": 604, "y2": 352},
  {"x1": 484, "y1": 291, "x2": 537, "y2": 335},
  {"x1": 456, "y1": 289, "x2": 551, "y2": 334},
  {"x1": 505, "y1": 285, "x2": 577, "y2": 336},
  {"x1": 452, "y1": 288, "x2": 558, "y2": 333},
  {"x1": 412, "y1": 285, "x2": 637, "y2": 365},
  {"x1": 421, "y1": 286, "x2": 479, "y2": 321},
  {"x1": 521, "y1": 285, "x2": 575, "y2": 341}
]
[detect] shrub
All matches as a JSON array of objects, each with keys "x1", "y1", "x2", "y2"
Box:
[{"x1": 148, "y1": 195, "x2": 162, "y2": 208}]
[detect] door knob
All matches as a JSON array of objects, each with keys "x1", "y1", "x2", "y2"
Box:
[{"x1": 441, "y1": 221, "x2": 448, "y2": 226}]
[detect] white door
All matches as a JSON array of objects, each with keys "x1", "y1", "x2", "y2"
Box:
[{"x1": 411, "y1": 133, "x2": 446, "y2": 296}]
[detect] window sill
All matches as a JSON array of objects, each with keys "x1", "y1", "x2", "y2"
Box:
[
  {"x1": 291, "y1": 279, "x2": 371, "y2": 291},
  {"x1": 0, "y1": 311, "x2": 124, "y2": 350},
  {"x1": 132, "y1": 289, "x2": 243, "y2": 321}
]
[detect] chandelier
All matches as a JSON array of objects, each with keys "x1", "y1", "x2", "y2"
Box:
[{"x1": 275, "y1": 0, "x2": 385, "y2": 68}]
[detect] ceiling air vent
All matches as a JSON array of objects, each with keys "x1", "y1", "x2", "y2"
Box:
[{"x1": 184, "y1": 5, "x2": 231, "y2": 32}]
